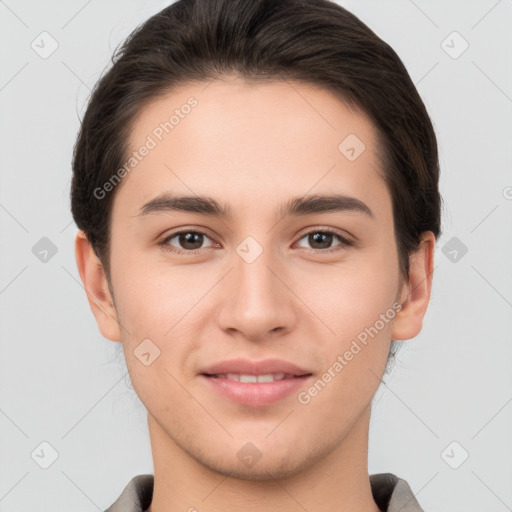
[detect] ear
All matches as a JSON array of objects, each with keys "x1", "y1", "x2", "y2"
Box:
[
  {"x1": 391, "y1": 231, "x2": 436, "y2": 341},
  {"x1": 74, "y1": 230, "x2": 122, "y2": 342}
]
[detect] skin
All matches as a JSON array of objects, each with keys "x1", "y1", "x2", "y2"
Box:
[{"x1": 75, "y1": 76, "x2": 435, "y2": 512}]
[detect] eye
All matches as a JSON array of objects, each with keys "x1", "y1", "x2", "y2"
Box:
[
  {"x1": 159, "y1": 230, "x2": 218, "y2": 254},
  {"x1": 295, "y1": 229, "x2": 353, "y2": 252},
  {"x1": 158, "y1": 228, "x2": 353, "y2": 255}
]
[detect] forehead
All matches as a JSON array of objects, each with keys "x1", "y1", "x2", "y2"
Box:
[{"x1": 114, "y1": 77, "x2": 388, "y2": 219}]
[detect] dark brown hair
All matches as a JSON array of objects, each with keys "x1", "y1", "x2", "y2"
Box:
[{"x1": 70, "y1": 0, "x2": 442, "y2": 368}]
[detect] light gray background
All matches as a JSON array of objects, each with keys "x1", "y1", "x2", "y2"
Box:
[{"x1": 1, "y1": 1, "x2": 511, "y2": 511}]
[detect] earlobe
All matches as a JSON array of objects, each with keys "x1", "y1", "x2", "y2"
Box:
[
  {"x1": 391, "y1": 231, "x2": 436, "y2": 341},
  {"x1": 74, "y1": 230, "x2": 123, "y2": 342}
]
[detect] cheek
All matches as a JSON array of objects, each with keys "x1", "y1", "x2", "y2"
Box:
[
  {"x1": 109, "y1": 241, "x2": 398, "y2": 443},
  {"x1": 111, "y1": 264, "x2": 196, "y2": 408},
  {"x1": 110, "y1": 259, "x2": 206, "y2": 375},
  {"x1": 111, "y1": 253, "x2": 186, "y2": 333},
  {"x1": 300, "y1": 247, "x2": 400, "y2": 341},
  {"x1": 295, "y1": 262, "x2": 398, "y2": 423},
  {"x1": 112, "y1": 236, "x2": 400, "y2": 347}
]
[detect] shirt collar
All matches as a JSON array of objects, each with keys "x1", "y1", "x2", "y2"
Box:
[{"x1": 105, "y1": 473, "x2": 424, "y2": 512}]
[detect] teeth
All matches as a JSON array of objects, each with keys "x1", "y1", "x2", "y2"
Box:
[{"x1": 217, "y1": 372, "x2": 288, "y2": 383}]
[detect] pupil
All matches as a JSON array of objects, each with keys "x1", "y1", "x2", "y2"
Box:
[
  {"x1": 180, "y1": 232, "x2": 202, "y2": 249},
  {"x1": 311, "y1": 232, "x2": 332, "y2": 249}
]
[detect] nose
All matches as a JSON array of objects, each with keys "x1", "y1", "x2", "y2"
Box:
[{"x1": 216, "y1": 241, "x2": 298, "y2": 342}]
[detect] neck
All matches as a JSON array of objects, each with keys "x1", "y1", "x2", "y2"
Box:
[{"x1": 146, "y1": 406, "x2": 381, "y2": 512}]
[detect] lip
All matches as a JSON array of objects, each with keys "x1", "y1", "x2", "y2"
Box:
[
  {"x1": 199, "y1": 358, "x2": 313, "y2": 408},
  {"x1": 200, "y1": 358, "x2": 312, "y2": 377},
  {"x1": 200, "y1": 374, "x2": 313, "y2": 407}
]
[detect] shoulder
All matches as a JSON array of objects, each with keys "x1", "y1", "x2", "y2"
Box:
[
  {"x1": 104, "y1": 472, "x2": 424, "y2": 512},
  {"x1": 370, "y1": 473, "x2": 425, "y2": 512},
  {"x1": 103, "y1": 474, "x2": 154, "y2": 512}
]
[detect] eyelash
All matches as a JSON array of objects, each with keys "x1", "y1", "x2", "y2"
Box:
[{"x1": 158, "y1": 228, "x2": 354, "y2": 255}]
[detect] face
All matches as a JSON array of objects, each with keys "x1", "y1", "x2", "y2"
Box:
[{"x1": 82, "y1": 76, "x2": 425, "y2": 479}]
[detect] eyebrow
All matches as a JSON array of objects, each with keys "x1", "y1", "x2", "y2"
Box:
[{"x1": 136, "y1": 193, "x2": 373, "y2": 219}]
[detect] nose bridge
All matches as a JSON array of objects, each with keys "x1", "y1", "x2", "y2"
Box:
[
  {"x1": 236, "y1": 238, "x2": 278, "y2": 298},
  {"x1": 216, "y1": 235, "x2": 296, "y2": 338},
  {"x1": 234, "y1": 236, "x2": 283, "y2": 309}
]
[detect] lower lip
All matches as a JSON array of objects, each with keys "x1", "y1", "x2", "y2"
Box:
[{"x1": 200, "y1": 374, "x2": 312, "y2": 407}]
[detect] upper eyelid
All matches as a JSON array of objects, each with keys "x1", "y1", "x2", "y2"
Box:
[{"x1": 161, "y1": 228, "x2": 216, "y2": 245}]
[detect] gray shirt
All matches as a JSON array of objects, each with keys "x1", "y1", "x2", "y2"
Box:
[{"x1": 104, "y1": 473, "x2": 424, "y2": 512}]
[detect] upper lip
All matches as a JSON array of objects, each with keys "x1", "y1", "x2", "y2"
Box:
[{"x1": 200, "y1": 358, "x2": 312, "y2": 377}]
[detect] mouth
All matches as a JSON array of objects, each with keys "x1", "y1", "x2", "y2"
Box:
[
  {"x1": 200, "y1": 372, "x2": 313, "y2": 407},
  {"x1": 202, "y1": 372, "x2": 311, "y2": 383},
  {"x1": 199, "y1": 357, "x2": 312, "y2": 378}
]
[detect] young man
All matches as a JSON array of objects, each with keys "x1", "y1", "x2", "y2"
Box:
[{"x1": 71, "y1": 1, "x2": 441, "y2": 511}]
